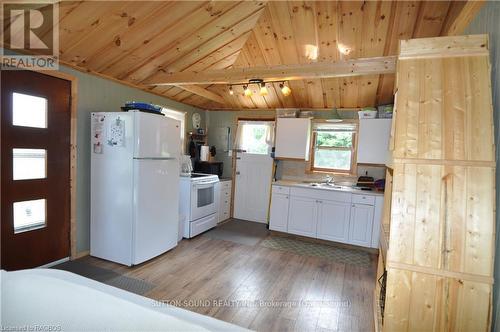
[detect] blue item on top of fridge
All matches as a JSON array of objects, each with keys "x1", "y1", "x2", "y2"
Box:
[{"x1": 121, "y1": 101, "x2": 163, "y2": 115}]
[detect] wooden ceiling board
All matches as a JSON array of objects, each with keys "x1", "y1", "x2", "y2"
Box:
[
  {"x1": 84, "y1": 2, "x2": 203, "y2": 72},
  {"x1": 100, "y1": 1, "x2": 236, "y2": 78},
  {"x1": 61, "y1": 2, "x2": 163, "y2": 64},
  {"x1": 412, "y1": 1, "x2": 451, "y2": 38},
  {"x1": 229, "y1": 1, "x2": 399, "y2": 109},
  {"x1": 124, "y1": 1, "x2": 266, "y2": 83},
  {"x1": 5, "y1": 1, "x2": 480, "y2": 110}
]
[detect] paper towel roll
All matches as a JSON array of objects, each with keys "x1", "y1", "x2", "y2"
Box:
[{"x1": 200, "y1": 145, "x2": 210, "y2": 161}]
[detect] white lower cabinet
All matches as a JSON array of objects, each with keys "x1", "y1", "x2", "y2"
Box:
[
  {"x1": 269, "y1": 193, "x2": 289, "y2": 232},
  {"x1": 218, "y1": 180, "x2": 232, "y2": 223},
  {"x1": 269, "y1": 184, "x2": 383, "y2": 249},
  {"x1": 316, "y1": 199, "x2": 351, "y2": 243},
  {"x1": 288, "y1": 196, "x2": 317, "y2": 237},
  {"x1": 348, "y1": 203, "x2": 374, "y2": 247}
]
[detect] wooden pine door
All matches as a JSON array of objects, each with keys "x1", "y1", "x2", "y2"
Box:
[{"x1": 1, "y1": 70, "x2": 71, "y2": 270}]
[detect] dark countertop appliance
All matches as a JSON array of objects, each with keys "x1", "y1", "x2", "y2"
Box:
[{"x1": 194, "y1": 161, "x2": 223, "y2": 178}]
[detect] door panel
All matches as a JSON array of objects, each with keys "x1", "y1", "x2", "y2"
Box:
[
  {"x1": 349, "y1": 204, "x2": 374, "y2": 247},
  {"x1": 288, "y1": 196, "x2": 317, "y2": 237},
  {"x1": 234, "y1": 152, "x2": 273, "y2": 223},
  {"x1": 269, "y1": 193, "x2": 289, "y2": 232},
  {"x1": 317, "y1": 200, "x2": 351, "y2": 243},
  {"x1": 1, "y1": 70, "x2": 71, "y2": 270},
  {"x1": 133, "y1": 159, "x2": 179, "y2": 264}
]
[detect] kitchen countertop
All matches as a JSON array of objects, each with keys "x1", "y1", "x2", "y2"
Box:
[{"x1": 273, "y1": 180, "x2": 384, "y2": 196}]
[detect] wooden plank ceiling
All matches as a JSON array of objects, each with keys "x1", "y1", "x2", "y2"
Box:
[{"x1": 14, "y1": 1, "x2": 480, "y2": 110}]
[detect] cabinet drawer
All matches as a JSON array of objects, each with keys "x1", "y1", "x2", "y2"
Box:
[
  {"x1": 220, "y1": 189, "x2": 231, "y2": 198},
  {"x1": 272, "y1": 185, "x2": 290, "y2": 195},
  {"x1": 221, "y1": 205, "x2": 230, "y2": 216},
  {"x1": 190, "y1": 214, "x2": 217, "y2": 237},
  {"x1": 220, "y1": 210, "x2": 230, "y2": 221},
  {"x1": 220, "y1": 197, "x2": 230, "y2": 208},
  {"x1": 352, "y1": 194, "x2": 375, "y2": 205}
]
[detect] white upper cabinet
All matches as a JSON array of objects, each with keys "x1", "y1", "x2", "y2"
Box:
[
  {"x1": 357, "y1": 119, "x2": 392, "y2": 164},
  {"x1": 275, "y1": 118, "x2": 311, "y2": 160}
]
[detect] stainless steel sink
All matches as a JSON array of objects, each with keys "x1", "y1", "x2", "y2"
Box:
[{"x1": 299, "y1": 182, "x2": 352, "y2": 190}]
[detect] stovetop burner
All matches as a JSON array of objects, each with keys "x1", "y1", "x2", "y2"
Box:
[{"x1": 190, "y1": 173, "x2": 213, "y2": 178}]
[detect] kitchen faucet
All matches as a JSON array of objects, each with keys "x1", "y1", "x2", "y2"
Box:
[{"x1": 325, "y1": 175, "x2": 333, "y2": 184}]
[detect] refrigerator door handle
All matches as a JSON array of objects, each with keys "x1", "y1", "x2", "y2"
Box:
[{"x1": 133, "y1": 157, "x2": 177, "y2": 160}]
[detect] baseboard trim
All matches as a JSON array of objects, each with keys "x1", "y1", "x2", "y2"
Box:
[
  {"x1": 74, "y1": 250, "x2": 90, "y2": 259},
  {"x1": 36, "y1": 257, "x2": 69, "y2": 268}
]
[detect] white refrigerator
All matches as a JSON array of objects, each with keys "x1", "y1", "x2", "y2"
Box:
[{"x1": 90, "y1": 110, "x2": 180, "y2": 266}]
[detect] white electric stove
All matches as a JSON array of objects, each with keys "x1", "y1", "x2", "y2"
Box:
[{"x1": 179, "y1": 173, "x2": 219, "y2": 239}]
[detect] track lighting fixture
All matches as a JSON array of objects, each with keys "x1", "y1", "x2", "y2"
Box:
[
  {"x1": 259, "y1": 82, "x2": 268, "y2": 96},
  {"x1": 229, "y1": 79, "x2": 291, "y2": 97},
  {"x1": 280, "y1": 82, "x2": 292, "y2": 96},
  {"x1": 243, "y1": 85, "x2": 252, "y2": 97}
]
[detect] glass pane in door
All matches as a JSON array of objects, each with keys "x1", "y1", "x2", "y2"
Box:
[
  {"x1": 13, "y1": 199, "x2": 46, "y2": 233},
  {"x1": 197, "y1": 187, "x2": 214, "y2": 208},
  {"x1": 13, "y1": 148, "x2": 47, "y2": 180},
  {"x1": 12, "y1": 92, "x2": 48, "y2": 128}
]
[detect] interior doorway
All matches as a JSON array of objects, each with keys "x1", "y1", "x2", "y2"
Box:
[
  {"x1": 1, "y1": 70, "x2": 73, "y2": 270},
  {"x1": 233, "y1": 120, "x2": 275, "y2": 223}
]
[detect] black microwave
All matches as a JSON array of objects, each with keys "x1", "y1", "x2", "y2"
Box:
[{"x1": 194, "y1": 161, "x2": 223, "y2": 178}]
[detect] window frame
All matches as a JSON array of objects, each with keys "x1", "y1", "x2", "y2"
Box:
[{"x1": 308, "y1": 120, "x2": 358, "y2": 175}]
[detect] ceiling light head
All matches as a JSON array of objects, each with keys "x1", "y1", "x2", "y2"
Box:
[
  {"x1": 259, "y1": 82, "x2": 268, "y2": 96},
  {"x1": 280, "y1": 82, "x2": 292, "y2": 97},
  {"x1": 229, "y1": 86, "x2": 234, "y2": 95},
  {"x1": 243, "y1": 85, "x2": 252, "y2": 97}
]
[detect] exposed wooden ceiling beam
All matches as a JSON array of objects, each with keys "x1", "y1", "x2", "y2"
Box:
[
  {"x1": 146, "y1": 56, "x2": 397, "y2": 86},
  {"x1": 179, "y1": 85, "x2": 226, "y2": 105},
  {"x1": 441, "y1": 0, "x2": 485, "y2": 36}
]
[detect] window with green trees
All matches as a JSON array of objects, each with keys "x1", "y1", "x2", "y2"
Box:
[{"x1": 311, "y1": 126, "x2": 356, "y2": 173}]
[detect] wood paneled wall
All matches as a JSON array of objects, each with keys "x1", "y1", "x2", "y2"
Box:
[{"x1": 384, "y1": 34, "x2": 495, "y2": 331}]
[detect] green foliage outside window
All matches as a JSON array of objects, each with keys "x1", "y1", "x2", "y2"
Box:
[
  {"x1": 315, "y1": 132, "x2": 353, "y2": 148},
  {"x1": 313, "y1": 130, "x2": 355, "y2": 171}
]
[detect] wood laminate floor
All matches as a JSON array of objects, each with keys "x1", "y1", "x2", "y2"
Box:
[{"x1": 81, "y1": 232, "x2": 377, "y2": 332}]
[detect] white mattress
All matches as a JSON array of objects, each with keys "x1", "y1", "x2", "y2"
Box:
[{"x1": 1, "y1": 269, "x2": 250, "y2": 332}]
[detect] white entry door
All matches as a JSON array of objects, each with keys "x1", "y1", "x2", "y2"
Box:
[{"x1": 233, "y1": 152, "x2": 273, "y2": 223}]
